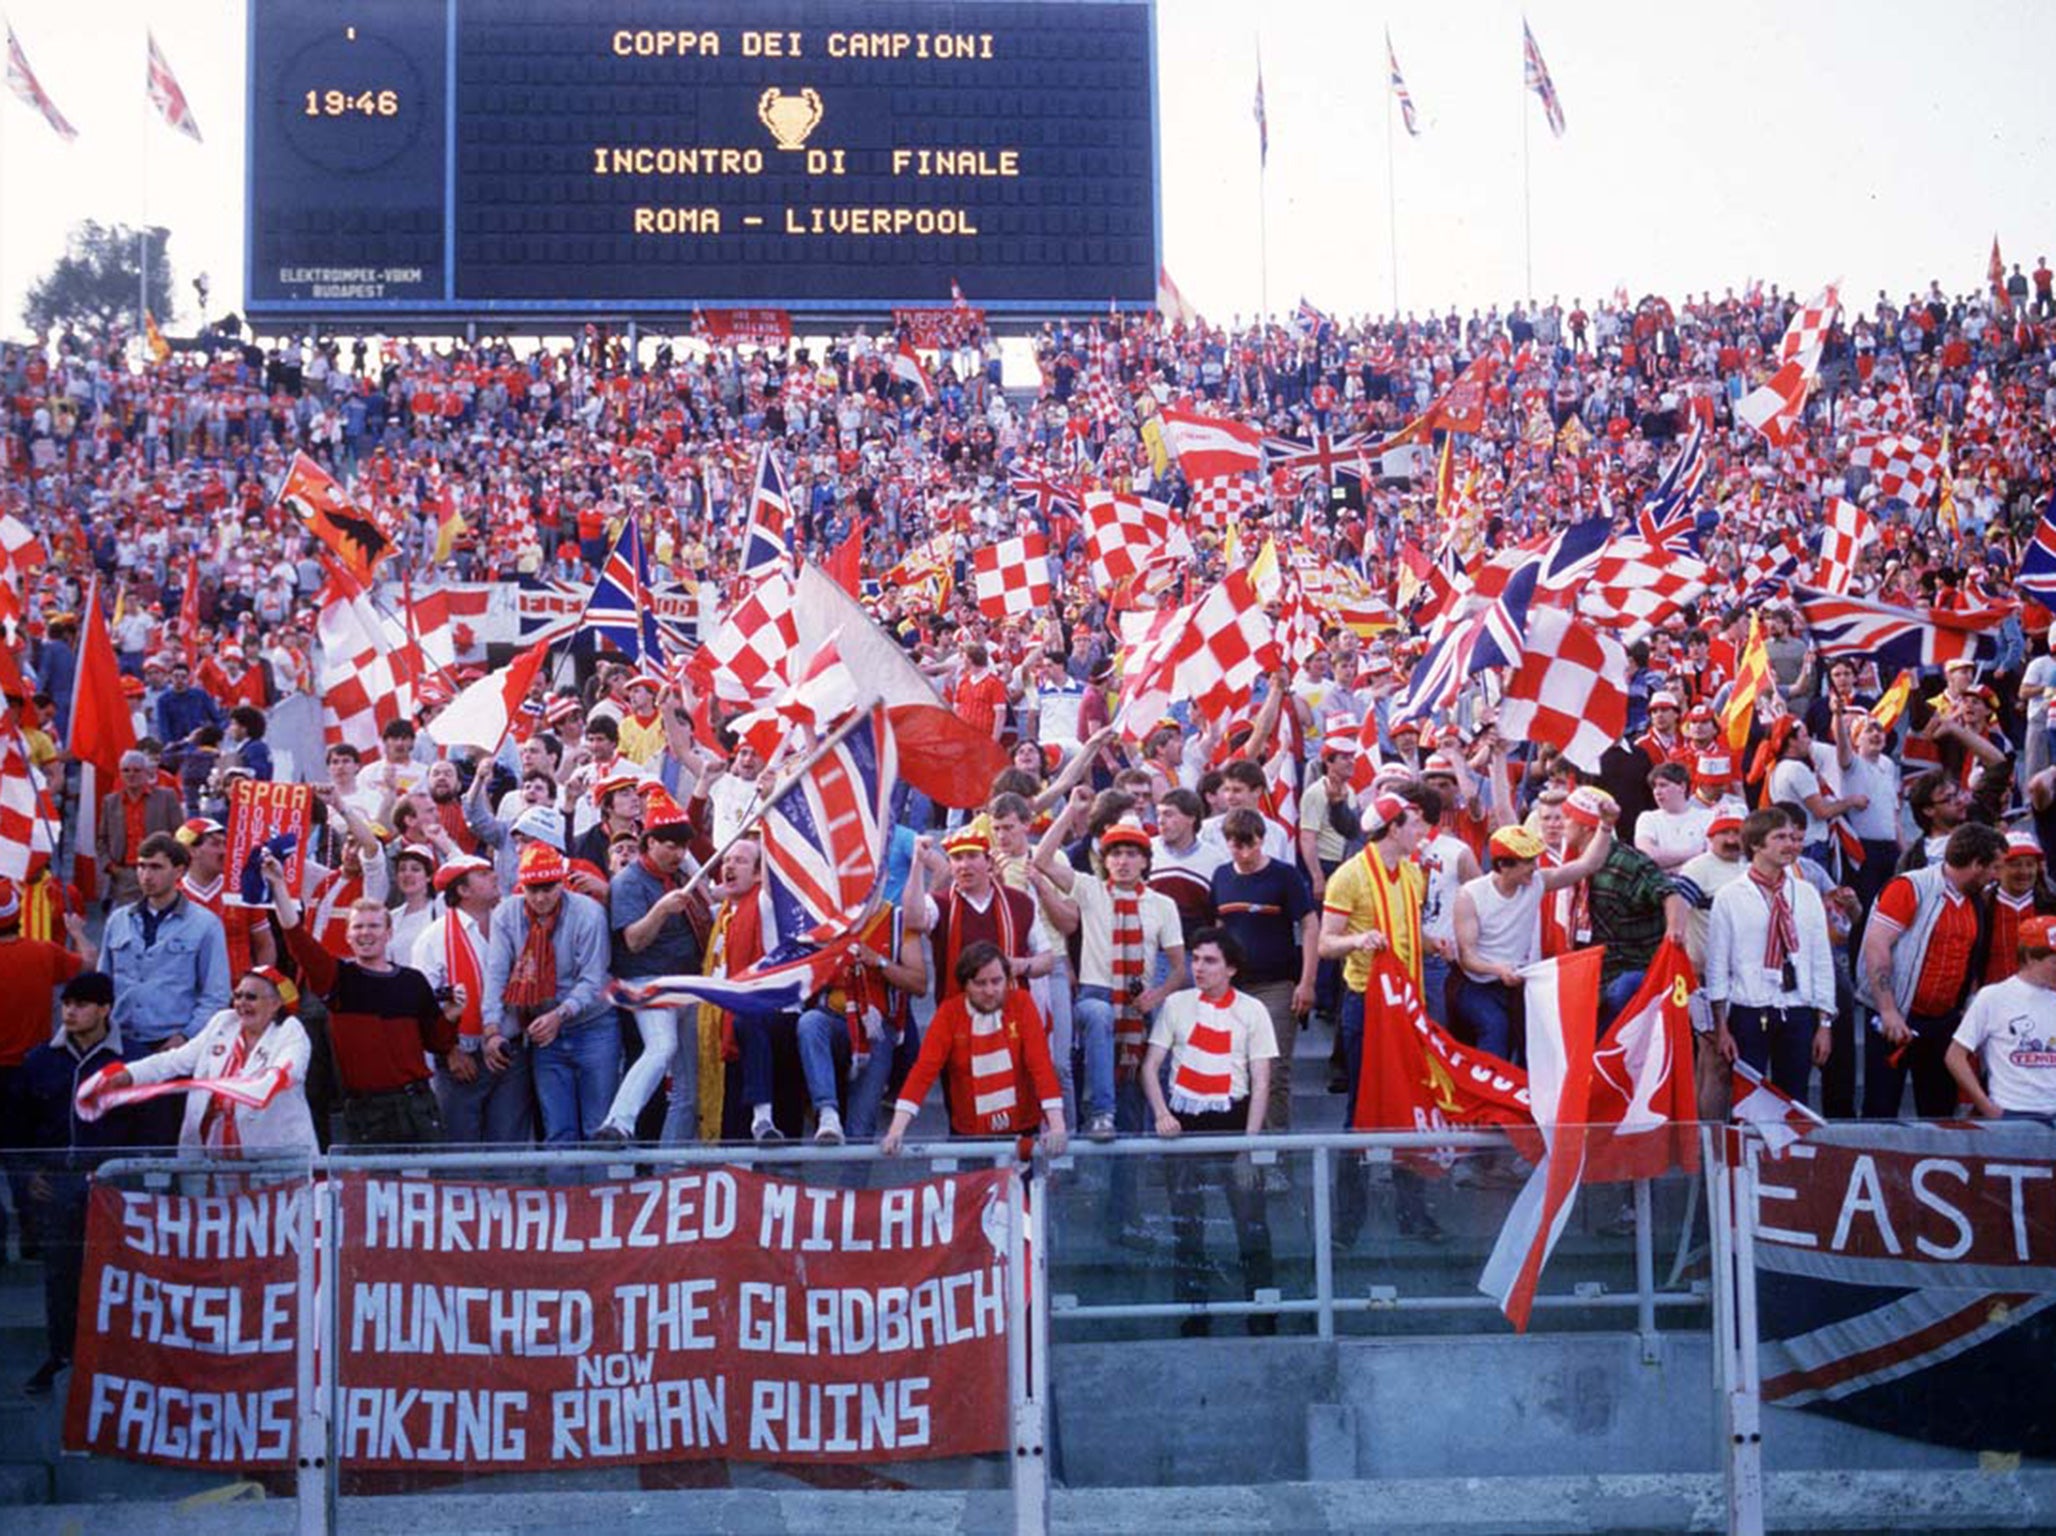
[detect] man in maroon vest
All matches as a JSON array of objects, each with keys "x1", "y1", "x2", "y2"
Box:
[{"x1": 913, "y1": 826, "x2": 1050, "y2": 1002}]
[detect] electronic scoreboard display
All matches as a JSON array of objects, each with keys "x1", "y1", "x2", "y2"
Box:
[{"x1": 245, "y1": 0, "x2": 1159, "y2": 321}]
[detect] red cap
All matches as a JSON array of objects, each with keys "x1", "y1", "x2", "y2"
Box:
[
  {"x1": 517, "y1": 841, "x2": 569, "y2": 888},
  {"x1": 2021, "y1": 915, "x2": 2056, "y2": 952}
]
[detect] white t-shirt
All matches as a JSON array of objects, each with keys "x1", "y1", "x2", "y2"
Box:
[
  {"x1": 1636, "y1": 804, "x2": 1714, "y2": 869},
  {"x1": 1069, "y1": 874, "x2": 1183, "y2": 990},
  {"x1": 1953, "y1": 975, "x2": 2056, "y2": 1114},
  {"x1": 1417, "y1": 831, "x2": 1468, "y2": 945},
  {"x1": 1148, "y1": 987, "x2": 1279, "y2": 1112},
  {"x1": 1768, "y1": 758, "x2": 1827, "y2": 846},
  {"x1": 1840, "y1": 752, "x2": 1902, "y2": 843}
]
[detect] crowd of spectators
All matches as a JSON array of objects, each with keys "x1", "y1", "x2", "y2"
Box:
[{"x1": 4, "y1": 266, "x2": 2056, "y2": 1376}]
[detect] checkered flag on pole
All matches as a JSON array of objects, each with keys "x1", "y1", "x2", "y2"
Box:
[{"x1": 972, "y1": 533, "x2": 1052, "y2": 621}]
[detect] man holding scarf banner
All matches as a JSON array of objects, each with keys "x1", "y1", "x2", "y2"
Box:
[
  {"x1": 221, "y1": 778, "x2": 313, "y2": 908},
  {"x1": 1348, "y1": 948, "x2": 1537, "y2": 1174}
]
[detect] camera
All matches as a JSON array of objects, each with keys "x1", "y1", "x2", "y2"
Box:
[{"x1": 434, "y1": 984, "x2": 457, "y2": 1005}]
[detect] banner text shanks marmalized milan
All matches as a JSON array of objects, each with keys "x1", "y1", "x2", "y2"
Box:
[{"x1": 66, "y1": 1168, "x2": 1013, "y2": 1469}]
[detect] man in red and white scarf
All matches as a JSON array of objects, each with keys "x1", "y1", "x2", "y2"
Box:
[
  {"x1": 1707, "y1": 808, "x2": 1836, "y2": 1102},
  {"x1": 1139, "y1": 927, "x2": 1279, "y2": 1336},
  {"x1": 1033, "y1": 794, "x2": 1188, "y2": 1143},
  {"x1": 409, "y1": 855, "x2": 531, "y2": 1143}
]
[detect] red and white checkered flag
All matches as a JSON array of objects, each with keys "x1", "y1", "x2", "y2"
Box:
[
  {"x1": 1814, "y1": 497, "x2": 1877, "y2": 595},
  {"x1": 1849, "y1": 432, "x2": 1941, "y2": 508},
  {"x1": 1964, "y1": 369, "x2": 1999, "y2": 439},
  {"x1": 1497, "y1": 609, "x2": 1629, "y2": 774},
  {"x1": 1737, "y1": 284, "x2": 1839, "y2": 446},
  {"x1": 1082, "y1": 366, "x2": 1125, "y2": 427},
  {"x1": 1085, "y1": 491, "x2": 1183, "y2": 594},
  {"x1": 316, "y1": 585, "x2": 423, "y2": 752},
  {"x1": 0, "y1": 728, "x2": 40, "y2": 880},
  {"x1": 1186, "y1": 474, "x2": 1263, "y2": 529},
  {"x1": 703, "y1": 573, "x2": 800, "y2": 704},
  {"x1": 1274, "y1": 573, "x2": 1325, "y2": 668},
  {"x1": 1575, "y1": 538, "x2": 1713, "y2": 641},
  {"x1": 1163, "y1": 568, "x2": 1281, "y2": 718},
  {"x1": 972, "y1": 533, "x2": 1052, "y2": 622}
]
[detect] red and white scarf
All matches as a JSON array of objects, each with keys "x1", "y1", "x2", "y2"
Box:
[
  {"x1": 1169, "y1": 992, "x2": 1241, "y2": 1115},
  {"x1": 78, "y1": 1050, "x2": 293, "y2": 1139},
  {"x1": 1750, "y1": 866, "x2": 1799, "y2": 974},
  {"x1": 967, "y1": 1005, "x2": 1020, "y2": 1132},
  {"x1": 1111, "y1": 883, "x2": 1147, "y2": 1077}
]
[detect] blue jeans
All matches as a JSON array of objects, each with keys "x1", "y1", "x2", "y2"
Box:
[
  {"x1": 1452, "y1": 975, "x2": 1521, "y2": 1062},
  {"x1": 796, "y1": 1007, "x2": 906, "y2": 1139},
  {"x1": 1421, "y1": 954, "x2": 1452, "y2": 1028},
  {"x1": 533, "y1": 1018, "x2": 622, "y2": 1146},
  {"x1": 1076, "y1": 984, "x2": 1130, "y2": 1121},
  {"x1": 735, "y1": 1010, "x2": 798, "y2": 1110},
  {"x1": 1601, "y1": 969, "x2": 1647, "y2": 1034}
]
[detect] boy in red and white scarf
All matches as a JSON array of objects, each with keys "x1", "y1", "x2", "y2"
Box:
[{"x1": 1139, "y1": 927, "x2": 1278, "y2": 1336}]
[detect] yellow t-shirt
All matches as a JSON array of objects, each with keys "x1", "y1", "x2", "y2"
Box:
[{"x1": 1323, "y1": 845, "x2": 1424, "y2": 994}]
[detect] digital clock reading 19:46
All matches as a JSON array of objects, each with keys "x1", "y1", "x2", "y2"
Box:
[{"x1": 304, "y1": 88, "x2": 399, "y2": 117}]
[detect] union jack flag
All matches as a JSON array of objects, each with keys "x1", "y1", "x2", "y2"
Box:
[
  {"x1": 739, "y1": 446, "x2": 793, "y2": 581},
  {"x1": 146, "y1": 31, "x2": 202, "y2": 143},
  {"x1": 1263, "y1": 431, "x2": 1368, "y2": 483},
  {"x1": 1008, "y1": 466, "x2": 1080, "y2": 523},
  {"x1": 616, "y1": 704, "x2": 904, "y2": 1016},
  {"x1": 2016, "y1": 491, "x2": 2056, "y2": 603},
  {"x1": 6, "y1": 24, "x2": 76, "y2": 141},
  {"x1": 1295, "y1": 298, "x2": 1332, "y2": 337},
  {"x1": 578, "y1": 515, "x2": 664, "y2": 663},
  {"x1": 1792, "y1": 585, "x2": 2009, "y2": 671},
  {"x1": 1522, "y1": 18, "x2": 1565, "y2": 138},
  {"x1": 1636, "y1": 416, "x2": 1709, "y2": 549},
  {"x1": 1387, "y1": 29, "x2": 1421, "y2": 136}
]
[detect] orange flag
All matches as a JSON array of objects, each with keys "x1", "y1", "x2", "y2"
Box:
[{"x1": 276, "y1": 451, "x2": 393, "y2": 584}]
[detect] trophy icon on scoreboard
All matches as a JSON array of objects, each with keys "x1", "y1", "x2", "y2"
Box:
[{"x1": 757, "y1": 87, "x2": 824, "y2": 151}]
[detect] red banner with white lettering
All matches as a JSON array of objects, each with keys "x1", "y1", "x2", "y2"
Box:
[
  {"x1": 893, "y1": 307, "x2": 983, "y2": 348},
  {"x1": 701, "y1": 309, "x2": 793, "y2": 346},
  {"x1": 65, "y1": 1168, "x2": 1014, "y2": 1470}
]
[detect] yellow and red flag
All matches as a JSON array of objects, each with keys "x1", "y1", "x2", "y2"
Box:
[{"x1": 1721, "y1": 613, "x2": 1773, "y2": 751}]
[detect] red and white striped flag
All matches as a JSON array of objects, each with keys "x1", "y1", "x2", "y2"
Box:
[
  {"x1": 1480, "y1": 946, "x2": 1603, "y2": 1332},
  {"x1": 1156, "y1": 264, "x2": 1202, "y2": 328},
  {"x1": 971, "y1": 533, "x2": 1051, "y2": 622},
  {"x1": 146, "y1": 31, "x2": 202, "y2": 143},
  {"x1": 1813, "y1": 496, "x2": 1877, "y2": 595},
  {"x1": 6, "y1": 24, "x2": 76, "y2": 142},
  {"x1": 1155, "y1": 407, "x2": 1264, "y2": 482},
  {"x1": 1496, "y1": 609, "x2": 1628, "y2": 774},
  {"x1": 891, "y1": 337, "x2": 934, "y2": 404}
]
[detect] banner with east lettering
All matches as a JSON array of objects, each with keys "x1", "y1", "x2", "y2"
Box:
[
  {"x1": 223, "y1": 778, "x2": 314, "y2": 908},
  {"x1": 65, "y1": 1168, "x2": 1014, "y2": 1470}
]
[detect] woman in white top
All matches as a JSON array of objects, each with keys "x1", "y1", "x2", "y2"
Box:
[
  {"x1": 1140, "y1": 929, "x2": 1277, "y2": 1337},
  {"x1": 1635, "y1": 763, "x2": 1714, "y2": 872},
  {"x1": 93, "y1": 967, "x2": 316, "y2": 1156}
]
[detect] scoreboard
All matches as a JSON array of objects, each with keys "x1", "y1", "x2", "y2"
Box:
[{"x1": 244, "y1": 0, "x2": 1160, "y2": 322}]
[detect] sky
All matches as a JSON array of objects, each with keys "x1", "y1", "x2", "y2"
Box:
[{"x1": 2, "y1": 0, "x2": 2055, "y2": 336}]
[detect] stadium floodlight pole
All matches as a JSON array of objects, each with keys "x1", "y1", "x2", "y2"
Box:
[{"x1": 1255, "y1": 36, "x2": 1270, "y2": 328}]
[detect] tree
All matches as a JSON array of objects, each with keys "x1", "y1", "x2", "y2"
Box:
[{"x1": 21, "y1": 220, "x2": 173, "y2": 337}]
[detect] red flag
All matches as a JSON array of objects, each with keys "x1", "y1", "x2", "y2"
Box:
[
  {"x1": 1990, "y1": 234, "x2": 2010, "y2": 313},
  {"x1": 1350, "y1": 950, "x2": 1539, "y2": 1172},
  {"x1": 276, "y1": 451, "x2": 393, "y2": 583},
  {"x1": 1730, "y1": 1059, "x2": 1824, "y2": 1160},
  {"x1": 892, "y1": 337, "x2": 935, "y2": 404},
  {"x1": 827, "y1": 516, "x2": 865, "y2": 599},
  {"x1": 422, "y1": 639, "x2": 548, "y2": 753},
  {"x1": 68, "y1": 581, "x2": 137, "y2": 902},
  {"x1": 1583, "y1": 938, "x2": 1700, "y2": 1183},
  {"x1": 176, "y1": 549, "x2": 201, "y2": 667},
  {"x1": 1481, "y1": 947, "x2": 1603, "y2": 1332}
]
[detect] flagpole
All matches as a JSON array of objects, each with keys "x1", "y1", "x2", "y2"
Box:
[
  {"x1": 1385, "y1": 45, "x2": 1400, "y2": 315},
  {"x1": 139, "y1": 39, "x2": 150, "y2": 349},
  {"x1": 1520, "y1": 52, "x2": 1534, "y2": 304},
  {"x1": 1255, "y1": 35, "x2": 1269, "y2": 329}
]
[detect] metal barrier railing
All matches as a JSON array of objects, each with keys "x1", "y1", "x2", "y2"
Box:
[{"x1": 80, "y1": 1127, "x2": 1780, "y2": 1535}]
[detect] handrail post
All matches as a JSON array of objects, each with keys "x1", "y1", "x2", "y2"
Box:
[
  {"x1": 1633, "y1": 1177, "x2": 1657, "y2": 1362},
  {"x1": 293, "y1": 1171, "x2": 328, "y2": 1536},
  {"x1": 1006, "y1": 1166, "x2": 1050, "y2": 1536},
  {"x1": 1312, "y1": 1145, "x2": 1335, "y2": 1341}
]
